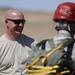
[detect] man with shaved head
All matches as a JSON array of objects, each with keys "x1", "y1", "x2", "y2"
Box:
[
  {"x1": 5, "y1": 9, "x2": 25, "y2": 39},
  {"x1": 0, "y1": 9, "x2": 37, "y2": 75}
]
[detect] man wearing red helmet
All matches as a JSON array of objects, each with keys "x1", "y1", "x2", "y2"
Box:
[
  {"x1": 38, "y1": 2, "x2": 75, "y2": 74},
  {"x1": 52, "y1": 2, "x2": 75, "y2": 72}
]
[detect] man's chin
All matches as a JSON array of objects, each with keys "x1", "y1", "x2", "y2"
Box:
[{"x1": 15, "y1": 31, "x2": 22, "y2": 35}]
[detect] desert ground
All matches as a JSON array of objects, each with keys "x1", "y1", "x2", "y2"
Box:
[{"x1": 0, "y1": 9, "x2": 57, "y2": 42}]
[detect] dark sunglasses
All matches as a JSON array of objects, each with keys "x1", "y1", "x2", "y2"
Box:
[{"x1": 7, "y1": 19, "x2": 26, "y2": 24}]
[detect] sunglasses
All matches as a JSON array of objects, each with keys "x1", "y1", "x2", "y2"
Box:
[{"x1": 7, "y1": 19, "x2": 26, "y2": 24}]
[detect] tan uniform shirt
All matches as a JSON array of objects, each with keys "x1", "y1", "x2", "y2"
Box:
[{"x1": 0, "y1": 34, "x2": 37, "y2": 75}]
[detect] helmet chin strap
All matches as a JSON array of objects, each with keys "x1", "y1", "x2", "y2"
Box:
[{"x1": 69, "y1": 22, "x2": 75, "y2": 34}]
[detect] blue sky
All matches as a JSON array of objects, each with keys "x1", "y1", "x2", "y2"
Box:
[{"x1": 0, "y1": 0, "x2": 75, "y2": 12}]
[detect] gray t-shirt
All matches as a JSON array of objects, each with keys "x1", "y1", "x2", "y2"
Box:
[{"x1": 0, "y1": 34, "x2": 37, "y2": 75}]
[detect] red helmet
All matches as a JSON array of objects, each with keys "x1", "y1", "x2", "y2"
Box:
[{"x1": 53, "y1": 2, "x2": 75, "y2": 22}]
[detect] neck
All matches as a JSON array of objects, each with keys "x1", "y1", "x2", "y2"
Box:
[{"x1": 6, "y1": 31, "x2": 21, "y2": 40}]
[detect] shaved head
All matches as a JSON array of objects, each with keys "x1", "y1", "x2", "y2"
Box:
[
  {"x1": 5, "y1": 9, "x2": 25, "y2": 39},
  {"x1": 5, "y1": 9, "x2": 24, "y2": 20}
]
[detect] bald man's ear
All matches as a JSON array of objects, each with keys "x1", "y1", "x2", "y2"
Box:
[{"x1": 5, "y1": 20, "x2": 9, "y2": 28}]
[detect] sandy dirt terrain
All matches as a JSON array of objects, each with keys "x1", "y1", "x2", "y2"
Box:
[{"x1": 0, "y1": 9, "x2": 57, "y2": 42}]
